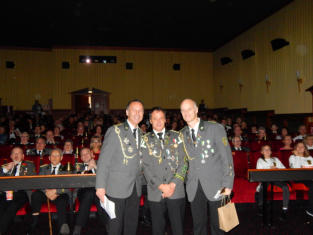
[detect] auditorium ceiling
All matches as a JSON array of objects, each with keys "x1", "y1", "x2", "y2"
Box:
[{"x1": 0, "y1": 0, "x2": 293, "y2": 51}]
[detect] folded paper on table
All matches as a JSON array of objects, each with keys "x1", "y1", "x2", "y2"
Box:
[{"x1": 100, "y1": 195, "x2": 116, "y2": 219}]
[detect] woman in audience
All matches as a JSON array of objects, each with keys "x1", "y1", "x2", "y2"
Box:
[
  {"x1": 257, "y1": 127, "x2": 267, "y2": 141},
  {"x1": 256, "y1": 145, "x2": 289, "y2": 219},
  {"x1": 19, "y1": 132, "x2": 31, "y2": 146},
  {"x1": 289, "y1": 141, "x2": 313, "y2": 217},
  {"x1": 90, "y1": 136, "x2": 102, "y2": 155},
  {"x1": 54, "y1": 126, "x2": 64, "y2": 143},
  {"x1": 280, "y1": 135, "x2": 293, "y2": 150},
  {"x1": 93, "y1": 125, "x2": 103, "y2": 141},
  {"x1": 304, "y1": 135, "x2": 313, "y2": 150}
]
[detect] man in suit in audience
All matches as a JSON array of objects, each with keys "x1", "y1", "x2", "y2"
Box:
[
  {"x1": 73, "y1": 147, "x2": 107, "y2": 235},
  {"x1": 0, "y1": 147, "x2": 36, "y2": 234},
  {"x1": 29, "y1": 148, "x2": 71, "y2": 235},
  {"x1": 96, "y1": 99, "x2": 144, "y2": 235},
  {"x1": 231, "y1": 136, "x2": 250, "y2": 152},
  {"x1": 180, "y1": 99, "x2": 234, "y2": 235},
  {"x1": 142, "y1": 107, "x2": 188, "y2": 235},
  {"x1": 27, "y1": 137, "x2": 51, "y2": 156}
]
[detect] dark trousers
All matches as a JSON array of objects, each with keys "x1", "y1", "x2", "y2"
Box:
[
  {"x1": 31, "y1": 190, "x2": 69, "y2": 228},
  {"x1": 75, "y1": 187, "x2": 107, "y2": 227},
  {"x1": 190, "y1": 183, "x2": 224, "y2": 235},
  {"x1": 0, "y1": 191, "x2": 28, "y2": 233},
  {"x1": 106, "y1": 185, "x2": 140, "y2": 235},
  {"x1": 301, "y1": 181, "x2": 313, "y2": 211},
  {"x1": 258, "y1": 181, "x2": 290, "y2": 209},
  {"x1": 149, "y1": 198, "x2": 185, "y2": 235}
]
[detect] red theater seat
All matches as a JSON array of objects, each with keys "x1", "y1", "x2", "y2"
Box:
[
  {"x1": 279, "y1": 150, "x2": 293, "y2": 168},
  {"x1": 232, "y1": 151, "x2": 249, "y2": 178}
]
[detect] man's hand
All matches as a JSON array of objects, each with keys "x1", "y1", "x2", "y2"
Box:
[
  {"x1": 158, "y1": 184, "x2": 175, "y2": 198},
  {"x1": 96, "y1": 188, "x2": 106, "y2": 203},
  {"x1": 5, "y1": 162, "x2": 15, "y2": 171},
  {"x1": 221, "y1": 188, "x2": 232, "y2": 196},
  {"x1": 88, "y1": 159, "x2": 97, "y2": 171},
  {"x1": 45, "y1": 189, "x2": 58, "y2": 201}
]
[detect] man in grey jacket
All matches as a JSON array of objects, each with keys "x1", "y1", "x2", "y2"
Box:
[
  {"x1": 29, "y1": 148, "x2": 71, "y2": 235},
  {"x1": 96, "y1": 99, "x2": 144, "y2": 235},
  {"x1": 142, "y1": 107, "x2": 187, "y2": 235},
  {"x1": 180, "y1": 99, "x2": 234, "y2": 235}
]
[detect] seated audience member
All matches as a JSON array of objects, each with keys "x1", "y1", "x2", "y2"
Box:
[
  {"x1": 280, "y1": 135, "x2": 293, "y2": 150},
  {"x1": 32, "y1": 125, "x2": 42, "y2": 140},
  {"x1": 256, "y1": 145, "x2": 289, "y2": 219},
  {"x1": 231, "y1": 136, "x2": 250, "y2": 152},
  {"x1": 241, "y1": 121, "x2": 248, "y2": 136},
  {"x1": 171, "y1": 121, "x2": 178, "y2": 131},
  {"x1": 293, "y1": 124, "x2": 307, "y2": 142},
  {"x1": 8, "y1": 120, "x2": 21, "y2": 142},
  {"x1": 225, "y1": 118, "x2": 232, "y2": 133},
  {"x1": 54, "y1": 126, "x2": 64, "y2": 143},
  {"x1": 269, "y1": 124, "x2": 280, "y2": 140},
  {"x1": 27, "y1": 137, "x2": 50, "y2": 156},
  {"x1": 304, "y1": 135, "x2": 313, "y2": 150},
  {"x1": 46, "y1": 130, "x2": 59, "y2": 145},
  {"x1": 63, "y1": 140, "x2": 74, "y2": 154},
  {"x1": 0, "y1": 125, "x2": 8, "y2": 144},
  {"x1": 73, "y1": 148, "x2": 107, "y2": 235},
  {"x1": 140, "y1": 123, "x2": 148, "y2": 133},
  {"x1": 280, "y1": 127, "x2": 289, "y2": 140},
  {"x1": 257, "y1": 127, "x2": 267, "y2": 141},
  {"x1": 29, "y1": 148, "x2": 71, "y2": 235},
  {"x1": 19, "y1": 131, "x2": 32, "y2": 146},
  {"x1": 93, "y1": 125, "x2": 103, "y2": 140},
  {"x1": 231, "y1": 126, "x2": 248, "y2": 142},
  {"x1": 289, "y1": 141, "x2": 313, "y2": 217},
  {"x1": 0, "y1": 147, "x2": 36, "y2": 234},
  {"x1": 90, "y1": 136, "x2": 102, "y2": 155},
  {"x1": 40, "y1": 124, "x2": 46, "y2": 136}
]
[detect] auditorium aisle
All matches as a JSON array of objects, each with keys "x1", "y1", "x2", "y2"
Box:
[{"x1": 7, "y1": 200, "x2": 313, "y2": 235}]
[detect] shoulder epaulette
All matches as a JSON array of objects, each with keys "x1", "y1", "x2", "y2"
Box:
[
  {"x1": 24, "y1": 160, "x2": 33, "y2": 163},
  {"x1": 114, "y1": 123, "x2": 123, "y2": 127},
  {"x1": 40, "y1": 164, "x2": 48, "y2": 168},
  {"x1": 170, "y1": 130, "x2": 179, "y2": 134},
  {"x1": 207, "y1": 120, "x2": 216, "y2": 124}
]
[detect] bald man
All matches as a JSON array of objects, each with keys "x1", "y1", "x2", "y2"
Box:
[{"x1": 180, "y1": 99, "x2": 234, "y2": 235}]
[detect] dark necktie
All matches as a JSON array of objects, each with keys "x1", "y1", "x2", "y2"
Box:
[
  {"x1": 11, "y1": 164, "x2": 18, "y2": 176},
  {"x1": 51, "y1": 167, "x2": 56, "y2": 175},
  {"x1": 133, "y1": 128, "x2": 137, "y2": 139},
  {"x1": 157, "y1": 132, "x2": 163, "y2": 141},
  {"x1": 191, "y1": 129, "x2": 196, "y2": 143}
]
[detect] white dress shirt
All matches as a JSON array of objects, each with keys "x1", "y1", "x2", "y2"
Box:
[{"x1": 189, "y1": 118, "x2": 200, "y2": 139}]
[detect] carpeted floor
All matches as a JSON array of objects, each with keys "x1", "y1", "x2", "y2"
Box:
[{"x1": 5, "y1": 200, "x2": 313, "y2": 235}]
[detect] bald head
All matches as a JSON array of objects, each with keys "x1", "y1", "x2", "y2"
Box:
[{"x1": 180, "y1": 98, "x2": 198, "y2": 126}]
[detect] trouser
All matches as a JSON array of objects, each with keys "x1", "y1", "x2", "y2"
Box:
[
  {"x1": 31, "y1": 190, "x2": 69, "y2": 229},
  {"x1": 258, "y1": 181, "x2": 290, "y2": 209},
  {"x1": 106, "y1": 185, "x2": 140, "y2": 235},
  {"x1": 0, "y1": 191, "x2": 28, "y2": 233},
  {"x1": 190, "y1": 183, "x2": 224, "y2": 235},
  {"x1": 149, "y1": 197, "x2": 185, "y2": 235},
  {"x1": 75, "y1": 187, "x2": 107, "y2": 227}
]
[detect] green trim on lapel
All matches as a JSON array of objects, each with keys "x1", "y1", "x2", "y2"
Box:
[{"x1": 124, "y1": 121, "x2": 130, "y2": 131}]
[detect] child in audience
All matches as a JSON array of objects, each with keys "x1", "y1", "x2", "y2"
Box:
[
  {"x1": 289, "y1": 141, "x2": 313, "y2": 217},
  {"x1": 256, "y1": 145, "x2": 289, "y2": 219}
]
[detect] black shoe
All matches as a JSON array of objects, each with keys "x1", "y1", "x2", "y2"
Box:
[{"x1": 279, "y1": 209, "x2": 288, "y2": 221}]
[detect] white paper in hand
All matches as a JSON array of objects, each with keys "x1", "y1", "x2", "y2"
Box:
[{"x1": 100, "y1": 195, "x2": 116, "y2": 219}]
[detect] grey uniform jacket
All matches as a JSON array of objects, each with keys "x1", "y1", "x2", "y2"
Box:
[
  {"x1": 0, "y1": 160, "x2": 36, "y2": 177},
  {"x1": 96, "y1": 122, "x2": 143, "y2": 199},
  {"x1": 27, "y1": 148, "x2": 51, "y2": 156},
  {"x1": 38, "y1": 164, "x2": 72, "y2": 196},
  {"x1": 141, "y1": 130, "x2": 188, "y2": 202},
  {"x1": 180, "y1": 120, "x2": 234, "y2": 202}
]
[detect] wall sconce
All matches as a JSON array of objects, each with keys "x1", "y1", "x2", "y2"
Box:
[
  {"x1": 265, "y1": 74, "x2": 271, "y2": 93},
  {"x1": 296, "y1": 71, "x2": 303, "y2": 92},
  {"x1": 238, "y1": 79, "x2": 243, "y2": 92}
]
